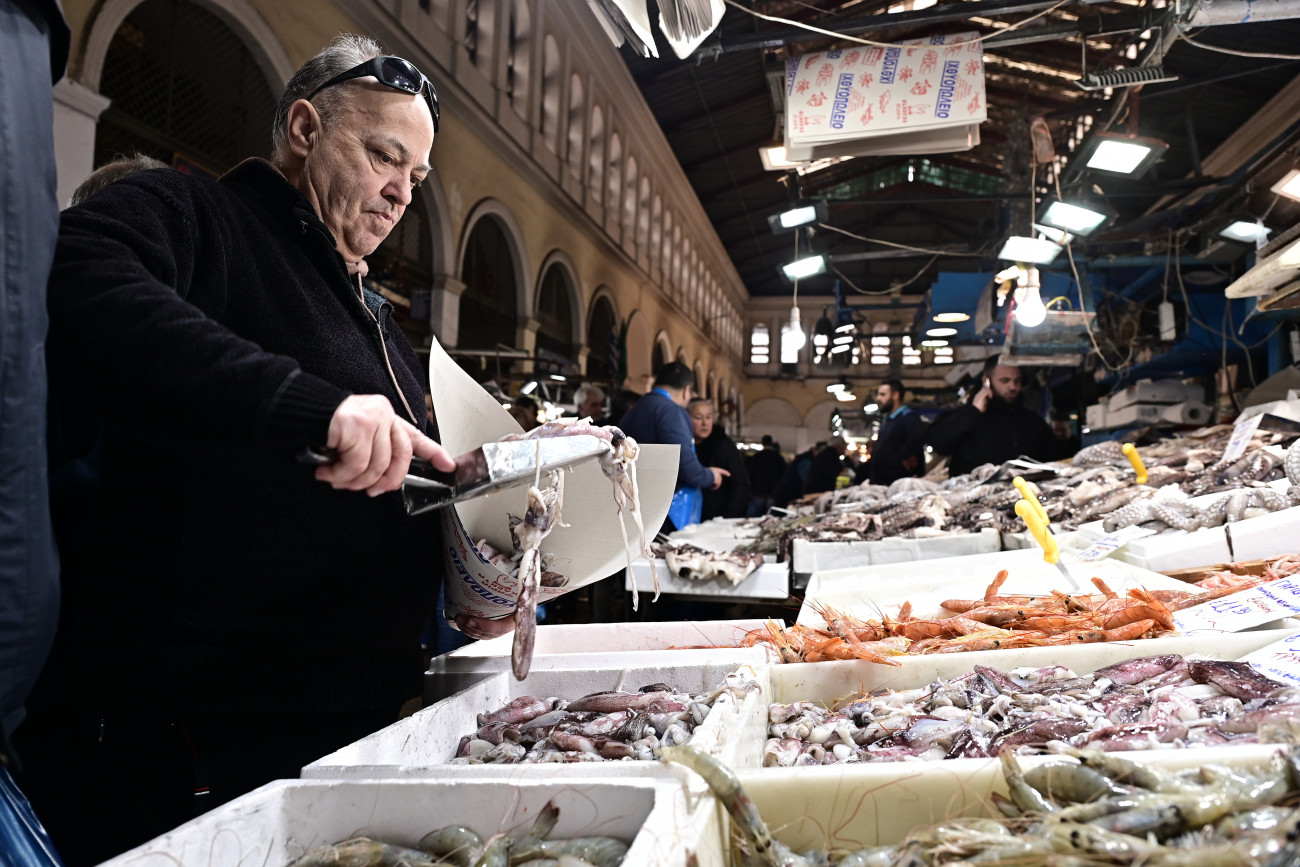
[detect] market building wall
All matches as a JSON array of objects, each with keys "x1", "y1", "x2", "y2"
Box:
[{"x1": 51, "y1": 0, "x2": 747, "y2": 420}]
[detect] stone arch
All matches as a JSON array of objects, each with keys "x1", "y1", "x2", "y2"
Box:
[
  {"x1": 587, "y1": 104, "x2": 604, "y2": 200},
  {"x1": 804, "y1": 400, "x2": 840, "y2": 432},
  {"x1": 540, "y1": 34, "x2": 561, "y2": 151},
  {"x1": 82, "y1": 0, "x2": 293, "y2": 93},
  {"x1": 534, "y1": 249, "x2": 583, "y2": 348},
  {"x1": 506, "y1": 0, "x2": 532, "y2": 117},
  {"x1": 456, "y1": 198, "x2": 532, "y2": 319},
  {"x1": 605, "y1": 131, "x2": 621, "y2": 215},
  {"x1": 693, "y1": 362, "x2": 705, "y2": 397},
  {"x1": 624, "y1": 309, "x2": 652, "y2": 391},
  {"x1": 566, "y1": 72, "x2": 585, "y2": 177},
  {"x1": 651, "y1": 331, "x2": 671, "y2": 375},
  {"x1": 741, "y1": 397, "x2": 802, "y2": 449},
  {"x1": 585, "y1": 288, "x2": 619, "y2": 382}
]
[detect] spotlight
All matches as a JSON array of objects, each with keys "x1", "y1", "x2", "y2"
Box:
[
  {"x1": 998, "y1": 236, "x2": 1061, "y2": 265},
  {"x1": 1039, "y1": 196, "x2": 1115, "y2": 237},
  {"x1": 1076, "y1": 132, "x2": 1168, "y2": 179},
  {"x1": 782, "y1": 255, "x2": 826, "y2": 280},
  {"x1": 1217, "y1": 217, "x2": 1271, "y2": 247},
  {"x1": 1272, "y1": 169, "x2": 1300, "y2": 202},
  {"x1": 767, "y1": 200, "x2": 828, "y2": 233}
]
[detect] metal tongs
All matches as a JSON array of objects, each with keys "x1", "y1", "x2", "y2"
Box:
[{"x1": 300, "y1": 434, "x2": 611, "y2": 515}]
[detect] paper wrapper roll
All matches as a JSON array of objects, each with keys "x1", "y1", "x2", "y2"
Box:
[{"x1": 428, "y1": 338, "x2": 677, "y2": 621}]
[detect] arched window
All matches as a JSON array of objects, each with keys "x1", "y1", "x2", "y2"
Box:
[
  {"x1": 606, "y1": 132, "x2": 622, "y2": 215},
  {"x1": 535, "y1": 262, "x2": 576, "y2": 363},
  {"x1": 671, "y1": 224, "x2": 682, "y2": 290},
  {"x1": 540, "y1": 35, "x2": 560, "y2": 151},
  {"x1": 651, "y1": 340, "x2": 668, "y2": 374},
  {"x1": 587, "y1": 105, "x2": 604, "y2": 200},
  {"x1": 623, "y1": 156, "x2": 638, "y2": 232},
  {"x1": 566, "y1": 73, "x2": 585, "y2": 178},
  {"x1": 586, "y1": 294, "x2": 618, "y2": 381},
  {"x1": 465, "y1": 0, "x2": 496, "y2": 72},
  {"x1": 661, "y1": 210, "x2": 673, "y2": 288},
  {"x1": 648, "y1": 193, "x2": 661, "y2": 259},
  {"x1": 96, "y1": 0, "x2": 276, "y2": 173},
  {"x1": 371, "y1": 192, "x2": 434, "y2": 345},
  {"x1": 507, "y1": 0, "x2": 531, "y2": 116},
  {"x1": 458, "y1": 217, "x2": 518, "y2": 351},
  {"x1": 750, "y1": 324, "x2": 770, "y2": 365}
]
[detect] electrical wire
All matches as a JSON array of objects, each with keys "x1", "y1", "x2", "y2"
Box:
[
  {"x1": 722, "y1": 0, "x2": 1074, "y2": 49},
  {"x1": 833, "y1": 253, "x2": 938, "y2": 295},
  {"x1": 816, "y1": 221, "x2": 985, "y2": 256},
  {"x1": 1176, "y1": 30, "x2": 1300, "y2": 61}
]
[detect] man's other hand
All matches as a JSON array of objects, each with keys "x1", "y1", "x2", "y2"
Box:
[
  {"x1": 709, "y1": 466, "x2": 730, "y2": 490},
  {"x1": 316, "y1": 394, "x2": 456, "y2": 496},
  {"x1": 452, "y1": 613, "x2": 516, "y2": 640}
]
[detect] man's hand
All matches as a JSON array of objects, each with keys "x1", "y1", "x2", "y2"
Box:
[
  {"x1": 315, "y1": 394, "x2": 456, "y2": 496},
  {"x1": 972, "y1": 384, "x2": 993, "y2": 413},
  {"x1": 452, "y1": 613, "x2": 516, "y2": 640},
  {"x1": 708, "y1": 466, "x2": 730, "y2": 490}
]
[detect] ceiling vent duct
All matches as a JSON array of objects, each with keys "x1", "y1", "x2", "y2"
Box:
[{"x1": 1076, "y1": 64, "x2": 1178, "y2": 91}]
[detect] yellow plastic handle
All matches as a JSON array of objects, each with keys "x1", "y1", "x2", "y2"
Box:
[
  {"x1": 1013, "y1": 476, "x2": 1050, "y2": 527},
  {"x1": 1015, "y1": 499, "x2": 1060, "y2": 565},
  {"x1": 1122, "y1": 443, "x2": 1148, "y2": 485}
]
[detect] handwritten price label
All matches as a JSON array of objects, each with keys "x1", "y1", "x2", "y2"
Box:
[
  {"x1": 1222, "y1": 413, "x2": 1263, "y2": 463},
  {"x1": 1075, "y1": 525, "x2": 1158, "y2": 562},
  {"x1": 1238, "y1": 631, "x2": 1300, "y2": 686},
  {"x1": 1174, "y1": 578, "x2": 1300, "y2": 633}
]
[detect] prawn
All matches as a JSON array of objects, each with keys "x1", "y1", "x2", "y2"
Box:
[{"x1": 1101, "y1": 589, "x2": 1176, "y2": 632}]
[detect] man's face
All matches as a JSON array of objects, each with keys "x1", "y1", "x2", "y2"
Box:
[
  {"x1": 988, "y1": 364, "x2": 1023, "y2": 403},
  {"x1": 875, "y1": 384, "x2": 899, "y2": 412},
  {"x1": 688, "y1": 403, "x2": 714, "y2": 441},
  {"x1": 300, "y1": 84, "x2": 434, "y2": 262},
  {"x1": 577, "y1": 392, "x2": 604, "y2": 420}
]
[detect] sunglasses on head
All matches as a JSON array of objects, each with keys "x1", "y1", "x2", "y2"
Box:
[{"x1": 307, "y1": 55, "x2": 440, "y2": 132}]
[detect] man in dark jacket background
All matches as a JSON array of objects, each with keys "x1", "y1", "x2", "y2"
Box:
[
  {"x1": 17, "y1": 35, "x2": 512, "y2": 866},
  {"x1": 618, "y1": 362, "x2": 728, "y2": 531},
  {"x1": 926, "y1": 354, "x2": 1058, "y2": 476},
  {"x1": 868, "y1": 378, "x2": 927, "y2": 485}
]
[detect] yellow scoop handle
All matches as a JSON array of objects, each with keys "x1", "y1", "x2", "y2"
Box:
[
  {"x1": 1012, "y1": 475, "x2": 1050, "y2": 527},
  {"x1": 1122, "y1": 443, "x2": 1148, "y2": 485},
  {"x1": 1016, "y1": 499, "x2": 1060, "y2": 565}
]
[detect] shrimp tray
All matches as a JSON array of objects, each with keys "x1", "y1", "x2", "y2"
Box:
[
  {"x1": 628, "y1": 557, "x2": 790, "y2": 600},
  {"x1": 303, "y1": 661, "x2": 762, "y2": 781},
  {"x1": 98, "y1": 777, "x2": 722, "y2": 867},
  {"x1": 731, "y1": 629, "x2": 1300, "y2": 771}
]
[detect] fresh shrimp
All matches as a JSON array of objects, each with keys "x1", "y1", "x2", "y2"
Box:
[
  {"x1": 1101, "y1": 589, "x2": 1175, "y2": 631},
  {"x1": 660, "y1": 744, "x2": 811, "y2": 867},
  {"x1": 802, "y1": 635, "x2": 902, "y2": 666},
  {"x1": 1172, "y1": 574, "x2": 1271, "y2": 610},
  {"x1": 983, "y1": 569, "x2": 1009, "y2": 600}
]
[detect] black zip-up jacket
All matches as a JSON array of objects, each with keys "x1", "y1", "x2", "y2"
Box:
[
  {"x1": 926, "y1": 398, "x2": 1058, "y2": 476},
  {"x1": 47, "y1": 159, "x2": 440, "y2": 716}
]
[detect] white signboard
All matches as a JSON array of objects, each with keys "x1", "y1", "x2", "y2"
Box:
[
  {"x1": 1074, "y1": 525, "x2": 1158, "y2": 563},
  {"x1": 1222, "y1": 412, "x2": 1263, "y2": 463},
  {"x1": 785, "y1": 32, "x2": 986, "y2": 147},
  {"x1": 1238, "y1": 630, "x2": 1300, "y2": 686},
  {"x1": 1173, "y1": 576, "x2": 1300, "y2": 633}
]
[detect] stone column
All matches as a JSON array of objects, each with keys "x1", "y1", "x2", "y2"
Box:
[
  {"x1": 429, "y1": 275, "x2": 467, "y2": 348},
  {"x1": 52, "y1": 79, "x2": 112, "y2": 208},
  {"x1": 516, "y1": 317, "x2": 540, "y2": 376}
]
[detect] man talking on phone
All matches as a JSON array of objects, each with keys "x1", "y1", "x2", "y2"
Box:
[{"x1": 926, "y1": 354, "x2": 1059, "y2": 476}]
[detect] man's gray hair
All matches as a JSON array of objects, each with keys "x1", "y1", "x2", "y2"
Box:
[
  {"x1": 271, "y1": 34, "x2": 383, "y2": 159},
  {"x1": 574, "y1": 384, "x2": 606, "y2": 403}
]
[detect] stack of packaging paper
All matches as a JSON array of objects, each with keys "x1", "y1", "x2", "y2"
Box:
[{"x1": 784, "y1": 32, "x2": 985, "y2": 160}]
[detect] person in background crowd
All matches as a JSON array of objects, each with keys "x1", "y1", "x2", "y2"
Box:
[
  {"x1": 868, "y1": 378, "x2": 928, "y2": 486},
  {"x1": 0, "y1": 0, "x2": 69, "y2": 777},
  {"x1": 617, "y1": 362, "x2": 727, "y2": 532},
  {"x1": 926, "y1": 354, "x2": 1059, "y2": 476},
  {"x1": 770, "y1": 441, "x2": 822, "y2": 507},
  {"x1": 746, "y1": 434, "x2": 787, "y2": 515},
  {"x1": 573, "y1": 383, "x2": 606, "y2": 422},
  {"x1": 688, "y1": 398, "x2": 749, "y2": 519},
  {"x1": 605, "y1": 387, "x2": 641, "y2": 427},
  {"x1": 67, "y1": 153, "x2": 169, "y2": 207},
  {"x1": 19, "y1": 34, "x2": 509, "y2": 865},
  {"x1": 803, "y1": 431, "x2": 851, "y2": 496},
  {"x1": 509, "y1": 393, "x2": 540, "y2": 429}
]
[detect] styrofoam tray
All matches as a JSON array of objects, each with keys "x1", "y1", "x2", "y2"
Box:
[
  {"x1": 665, "y1": 517, "x2": 762, "y2": 551},
  {"x1": 732, "y1": 743, "x2": 1284, "y2": 851},
  {"x1": 100, "y1": 777, "x2": 723, "y2": 867},
  {"x1": 306, "y1": 662, "x2": 762, "y2": 781},
  {"x1": 1226, "y1": 504, "x2": 1300, "y2": 561},
  {"x1": 628, "y1": 558, "x2": 789, "y2": 600},
  {"x1": 790, "y1": 528, "x2": 1001, "y2": 577},
  {"x1": 725, "y1": 629, "x2": 1297, "y2": 773},
  {"x1": 1000, "y1": 528, "x2": 1083, "y2": 552},
  {"x1": 797, "y1": 547, "x2": 1191, "y2": 625}
]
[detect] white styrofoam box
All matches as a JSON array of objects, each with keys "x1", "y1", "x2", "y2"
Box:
[
  {"x1": 666, "y1": 518, "x2": 762, "y2": 551},
  {"x1": 1076, "y1": 517, "x2": 1232, "y2": 572},
  {"x1": 797, "y1": 547, "x2": 1190, "y2": 626},
  {"x1": 1227, "y1": 504, "x2": 1300, "y2": 561},
  {"x1": 101, "y1": 777, "x2": 724, "y2": 867},
  {"x1": 1101, "y1": 402, "x2": 1164, "y2": 429},
  {"x1": 723, "y1": 629, "x2": 1296, "y2": 774},
  {"x1": 627, "y1": 558, "x2": 789, "y2": 600},
  {"x1": 306, "y1": 662, "x2": 762, "y2": 781},
  {"x1": 432, "y1": 620, "x2": 773, "y2": 673},
  {"x1": 790, "y1": 528, "x2": 1001, "y2": 577},
  {"x1": 999, "y1": 528, "x2": 1082, "y2": 552},
  {"x1": 732, "y1": 743, "x2": 1282, "y2": 851},
  {"x1": 1107, "y1": 378, "x2": 1204, "y2": 410},
  {"x1": 1085, "y1": 402, "x2": 1107, "y2": 430}
]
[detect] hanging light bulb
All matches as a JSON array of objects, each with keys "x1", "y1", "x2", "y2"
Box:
[
  {"x1": 782, "y1": 306, "x2": 807, "y2": 352},
  {"x1": 1015, "y1": 267, "x2": 1047, "y2": 328}
]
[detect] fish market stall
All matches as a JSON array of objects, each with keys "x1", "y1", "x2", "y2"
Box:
[{"x1": 98, "y1": 777, "x2": 722, "y2": 867}]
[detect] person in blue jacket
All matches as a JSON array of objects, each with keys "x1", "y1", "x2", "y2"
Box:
[{"x1": 617, "y1": 362, "x2": 728, "y2": 531}]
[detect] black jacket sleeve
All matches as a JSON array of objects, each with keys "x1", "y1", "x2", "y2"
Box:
[
  {"x1": 719, "y1": 439, "x2": 750, "y2": 517},
  {"x1": 926, "y1": 403, "x2": 982, "y2": 456}
]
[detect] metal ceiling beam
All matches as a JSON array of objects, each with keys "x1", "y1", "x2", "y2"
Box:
[{"x1": 699, "y1": 0, "x2": 1105, "y2": 55}]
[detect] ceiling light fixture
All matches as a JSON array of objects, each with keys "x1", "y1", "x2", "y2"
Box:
[
  {"x1": 767, "y1": 199, "x2": 829, "y2": 233},
  {"x1": 759, "y1": 144, "x2": 799, "y2": 171},
  {"x1": 933, "y1": 312, "x2": 971, "y2": 323},
  {"x1": 1218, "y1": 218, "x2": 1271, "y2": 247},
  {"x1": 782, "y1": 255, "x2": 826, "y2": 280},
  {"x1": 1272, "y1": 169, "x2": 1300, "y2": 202},
  {"x1": 925, "y1": 327, "x2": 958, "y2": 337},
  {"x1": 1076, "y1": 132, "x2": 1168, "y2": 179},
  {"x1": 1038, "y1": 196, "x2": 1115, "y2": 237},
  {"x1": 921, "y1": 339, "x2": 949, "y2": 347},
  {"x1": 998, "y1": 236, "x2": 1061, "y2": 265},
  {"x1": 780, "y1": 307, "x2": 806, "y2": 355},
  {"x1": 1014, "y1": 267, "x2": 1047, "y2": 328},
  {"x1": 826, "y1": 381, "x2": 845, "y2": 393}
]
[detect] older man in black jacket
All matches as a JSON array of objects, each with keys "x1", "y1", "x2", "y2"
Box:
[{"x1": 22, "y1": 35, "x2": 507, "y2": 865}]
